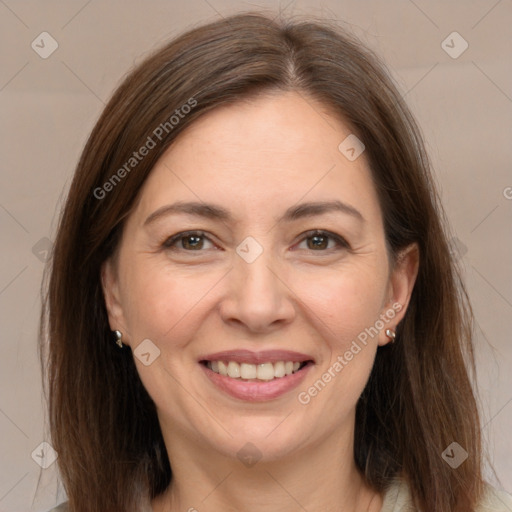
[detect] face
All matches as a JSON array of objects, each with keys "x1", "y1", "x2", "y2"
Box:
[{"x1": 102, "y1": 91, "x2": 418, "y2": 462}]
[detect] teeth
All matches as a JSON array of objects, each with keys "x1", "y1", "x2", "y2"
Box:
[
  {"x1": 218, "y1": 361, "x2": 228, "y2": 376},
  {"x1": 206, "y1": 360, "x2": 306, "y2": 380},
  {"x1": 257, "y1": 363, "x2": 274, "y2": 381},
  {"x1": 273, "y1": 361, "x2": 285, "y2": 378},
  {"x1": 227, "y1": 361, "x2": 241, "y2": 378},
  {"x1": 240, "y1": 363, "x2": 257, "y2": 379}
]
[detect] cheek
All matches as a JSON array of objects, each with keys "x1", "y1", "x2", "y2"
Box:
[
  {"x1": 121, "y1": 259, "x2": 219, "y2": 344},
  {"x1": 293, "y1": 269, "x2": 385, "y2": 424},
  {"x1": 121, "y1": 263, "x2": 220, "y2": 411},
  {"x1": 293, "y1": 264, "x2": 387, "y2": 346}
]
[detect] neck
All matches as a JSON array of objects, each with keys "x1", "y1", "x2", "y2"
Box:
[{"x1": 151, "y1": 421, "x2": 382, "y2": 512}]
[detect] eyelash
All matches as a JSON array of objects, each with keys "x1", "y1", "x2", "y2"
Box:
[{"x1": 161, "y1": 229, "x2": 350, "y2": 253}]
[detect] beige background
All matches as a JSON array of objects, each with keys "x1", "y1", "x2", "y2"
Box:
[{"x1": 0, "y1": 1, "x2": 511, "y2": 510}]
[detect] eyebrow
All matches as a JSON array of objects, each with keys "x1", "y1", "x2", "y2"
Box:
[{"x1": 143, "y1": 199, "x2": 365, "y2": 226}]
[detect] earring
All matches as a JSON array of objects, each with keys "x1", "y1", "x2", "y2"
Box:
[
  {"x1": 114, "y1": 330, "x2": 123, "y2": 348},
  {"x1": 385, "y1": 328, "x2": 396, "y2": 343}
]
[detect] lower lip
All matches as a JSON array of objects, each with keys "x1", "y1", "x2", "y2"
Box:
[{"x1": 200, "y1": 363, "x2": 313, "y2": 402}]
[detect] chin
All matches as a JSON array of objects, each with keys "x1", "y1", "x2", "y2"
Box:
[{"x1": 208, "y1": 419, "x2": 306, "y2": 460}]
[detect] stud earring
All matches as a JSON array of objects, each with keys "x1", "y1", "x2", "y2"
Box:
[
  {"x1": 114, "y1": 330, "x2": 123, "y2": 348},
  {"x1": 385, "y1": 328, "x2": 396, "y2": 343}
]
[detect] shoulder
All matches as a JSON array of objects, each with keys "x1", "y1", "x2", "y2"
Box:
[
  {"x1": 46, "y1": 503, "x2": 69, "y2": 512},
  {"x1": 478, "y1": 483, "x2": 512, "y2": 511},
  {"x1": 46, "y1": 484, "x2": 512, "y2": 512},
  {"x1": 45, "y1": 500, "x2": 154, "y2": 512},
  {"x1": 380, "y1": 478, "x2": 415, "y2": 511},
  {"x1": 380, "y1": 478, "x2": 512, "y2": 511}
]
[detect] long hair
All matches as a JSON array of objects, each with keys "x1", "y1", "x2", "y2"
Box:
[{"x1": 40, "y1": 12, "x2": 483, "y2": 511}]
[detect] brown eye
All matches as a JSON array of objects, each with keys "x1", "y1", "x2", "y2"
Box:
[
  {"x1": 181, "y1": 234, "x2": 204, "y2": 250},
  {"x1": 307, "y1": 233, "x2": 329, "y2": 250},
  {"x1": 163, "y1": 231, "x2": 215, "y2": 251},
  {"x1": 296, "y1": 230, "x2": 349, "y2": 251}
]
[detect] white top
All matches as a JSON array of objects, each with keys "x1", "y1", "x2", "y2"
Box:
[
  {"x1": 48, "y1": 478, "x2": 512, "y2": 511},
  {"x1": 380, "y1": 478, "x2": 512, "y2": 511}
]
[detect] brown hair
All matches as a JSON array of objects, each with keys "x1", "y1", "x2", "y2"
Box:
[{"x1": 40, "y1": 12, "x2": 484, "y2": 511}]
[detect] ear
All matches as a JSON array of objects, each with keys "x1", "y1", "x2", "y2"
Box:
[
  {"x1": 378, "y1": 242, "x2": 420, "y2": 346},
  {"x1": 101, "y1": 258, "x2": 131, "y2": 345}
]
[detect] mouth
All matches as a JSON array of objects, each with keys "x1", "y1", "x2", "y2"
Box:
[{"x1": 198, "y1": 349, "x2": 315, "y2": 401}]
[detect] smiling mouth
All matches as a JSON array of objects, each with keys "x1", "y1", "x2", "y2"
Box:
[{"x1": 200, "y1": 360, "x2": 313, "y2": 381}]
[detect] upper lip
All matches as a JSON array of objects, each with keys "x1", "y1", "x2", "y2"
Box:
[{"x1": 199, "y1": 349, "x2": 315, "y2": 364}]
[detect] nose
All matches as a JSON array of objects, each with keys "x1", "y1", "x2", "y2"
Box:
[{"x1": 219, "y1": 250, "x2": 296, "y2": 334}]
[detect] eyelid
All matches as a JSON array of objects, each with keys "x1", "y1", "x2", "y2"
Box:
[
  {"x1": 162, "y1": 229, "x2": 349, "y2": 253},
  {"x1": 162, "y1": 230, "x2": 216, "y2": 250},
  {"x1": 293, "y1": 229, "x2": 350, "y2": 251}
]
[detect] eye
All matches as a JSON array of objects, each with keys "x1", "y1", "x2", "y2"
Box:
[
  {"x1": 294, "y1": 230, "x2": 349, "y2": 252},
  {"x1": 161, "y1": 229, "x2": 349, "y2": 253},
  {"x1": 162, "y1": 231, "x2": 216, "y2": 251}
]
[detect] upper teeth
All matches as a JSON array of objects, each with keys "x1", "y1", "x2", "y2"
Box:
[{"x1": 207, "y1": 361, "x2": 302, "y2": 380}]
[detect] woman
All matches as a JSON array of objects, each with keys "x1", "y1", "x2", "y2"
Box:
[{"x1": 40, "y1": 12, "x2": 512, "y2": 512}]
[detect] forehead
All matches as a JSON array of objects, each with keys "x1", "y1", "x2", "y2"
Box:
[{"x1": 132, "y1": 91, "x2": 382, "y2": 226}]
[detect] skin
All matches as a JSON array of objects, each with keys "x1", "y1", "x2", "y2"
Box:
[{"x1": 102, "y1": 91, "x2": 419, "y2": 512}]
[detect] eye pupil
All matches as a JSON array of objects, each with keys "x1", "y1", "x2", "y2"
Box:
[
  {"x1": 183, "y1": 235, "x2": 203, "y2": 250},
  {"x1": 308, "y1": 235, "x2": 328, "y2": 250}
]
